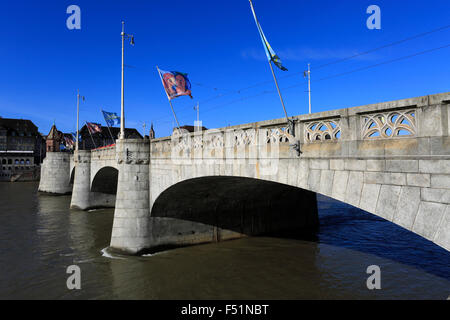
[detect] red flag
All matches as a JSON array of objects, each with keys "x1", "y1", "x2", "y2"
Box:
[{"x1": 86, "y1": 122, "x2": 102, "y2": 134}]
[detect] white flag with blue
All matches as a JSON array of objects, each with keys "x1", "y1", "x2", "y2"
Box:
[
  {"x1": 71, "y1": 132, "x2": 81, "y2": 142},
  {"x1": 102, "y1": 110, "x2": 120, "y2": 127}
]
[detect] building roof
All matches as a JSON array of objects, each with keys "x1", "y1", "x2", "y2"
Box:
[
  {"x1": 173, "y1": 125, "x2": 208, "y2": 133},
  {"x1": 0, "y1": 118, "x2": 39, "y2": 134},
  {"x1": 79, "y1": 124, "x2": 143, "y2": 139},
  {"x1": 47, "y1": 124, "x2": 64, "y2": 140}
]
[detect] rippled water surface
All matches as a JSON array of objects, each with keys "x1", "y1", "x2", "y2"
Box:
[{"x1": 0, "y1": 182, "x2": 449, "y2": 299}]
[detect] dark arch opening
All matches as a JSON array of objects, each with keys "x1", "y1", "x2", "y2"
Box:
[
  {"x1": 150, "y1": 176, "x2": 319, "y2": 249},
  {"x1": 91, "y1": 167, "x2": 118, "y2": 194},
  {"x1": 70, "y1": 167, "x2": 75, "y2": 185}
]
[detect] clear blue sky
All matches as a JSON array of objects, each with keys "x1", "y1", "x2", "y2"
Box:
[{"x1": 1, "y1": 0, "x2": 449, "y2": 137}]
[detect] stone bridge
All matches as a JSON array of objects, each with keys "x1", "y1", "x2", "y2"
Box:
[{"x1": 39, "y1": 92, "x2": 450, "y2": 254}]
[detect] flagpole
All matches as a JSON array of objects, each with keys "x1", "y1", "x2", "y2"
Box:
[
  {"x1": 86, "y1": 122, "x2": 97, "y2": 149},
  {"x1": 76, "y1": 90, "x2": 80, "y2": 151},
  {"x1": 249, "y1": 0, "x2": 289, "y2": 124},
  {"x1": 120, "y1": 21, "x2": 125, "y2": 140},
  {"x1": 156, "y1": 66, "x2": 181, "y2": 131},
  {"x1": 168, "y1": 99, "x2": 181, "y2": 130},
  {"x1": 268, "y1": 60, "x2": 289, "y2": 122},
  {"x1": 106, "y1": 125, "x2": 115, "y2": 145},
  {"x1": 307, "y1": 63, "x2": 311, "y2": 114},
  {"x1": 102, "y1": 109, "x2": 116, "y2": 145}
]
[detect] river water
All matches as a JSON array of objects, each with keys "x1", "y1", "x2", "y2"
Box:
[{"x1": 0, "y1": 182, "x2": 449, "y2": 299}]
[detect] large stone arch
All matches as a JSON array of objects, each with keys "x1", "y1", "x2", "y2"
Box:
[
  {"x1": 90, "y1": 166, "x2": 119, "y2": 195},
  {"x1": 146, "y1": 157, "x2": 449, "y2": 253},
  {"x1": 148, "y1": 176, "x2": 318, "y2": 250}
]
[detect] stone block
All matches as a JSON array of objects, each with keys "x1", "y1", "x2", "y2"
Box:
[
  {"x1": 406, "y1": 173, "x2": 431, "y2": 187},
  {"x1": 393, "y1": 186, "x2": 421, "y2": 229},
  {"x1": 366, "y1": 160, "x2": 385, "y2": 172},
  {"x1": 319, "y1": 170, "x2": 334, "y2": 196},
  {"x1": 308, "y1": 169, "x2": 321, "y2": 192},
  {"x1": 309, "y1": 159, "x2": 329, "y2": 170},
  {"x1": 412, "y1": 202, "x2": 447, "y2": 240},
  {"x1": 359, "y1": 183, "x2": 381, "y2": 213},
  {"x1": 344, "y1": 159, "x2": 366, "y2": 171},
  {"x1": 419, "y1": 160, "x2": 450, "y2": 174},
  {"x1": 375, "y1": 185, "x2": 401, "y2": 221},
  {"x1": 332, "y1": 170, "x2": 349, "y2": 202},
  {"x1": 434, "y1": 205, "x2": 450, "y2": 251},
  {"x1": 386, "y1": 160, "x2": 418, "y2": 173},
  {"x1": 430, "y1": 174, "x2": 450, "y2": 189},
  {"x1": 296, "y1": 159, "x2": 309, "y2": 189},
  {"x1": 345, "y1": 171, "x2": 364, "y2": 207},
  {"x1": 330, "y1": 159, "x2": 344, "y2": 171},
  {"x1": 421, "y1": 188, "x2": 450, "y2": 204}
]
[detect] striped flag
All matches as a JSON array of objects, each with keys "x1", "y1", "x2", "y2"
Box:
[{"x1": 86, "y1": 122, "x2": 102, "y2": 134}]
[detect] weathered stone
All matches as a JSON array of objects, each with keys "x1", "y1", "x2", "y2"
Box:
[
  {"x1": 332, "y1": 170, "x2": 349, "y2": 202},
  {"x1": 431, "y1": 174, "x2": 450, "y2": 189},
  {"x1": 413, "y1": 202, "x2": 447, "y2": 240},
  {"x1": 434, "y1": 205, "x2": 450, "y2": 250},
  {"x1": 393, "y1": 186, "x2": 421, "y2": 229},
  {"x1": 344, "y1": 159, "x2": 366, "y2": 171},
  {"x1": 386, "y1": 160, "x2": 418, "y2": 173},
  {"x1": 421, "y1": 188, "x2": 450, "y2": 204},
  {"x1": 406, "y1": 173, "x2": 431, "y2": 187},
  {"x1": 359, "y1": 183, "x2": 381, "y2": 213},
  {"x1": 375, "y1": 185, "x2": 401, "y2": 221},
  {"x1": 319, "y1": 170, "x2": 334, "y2": 196},
  {"x1": 366, "y1": 160, "x2": 385, "y2": 172},
  {"x1": 345, "y1": 171, "x2": 364, "y2": 207}
]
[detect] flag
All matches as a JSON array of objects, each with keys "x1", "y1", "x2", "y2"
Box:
[
  {"x1": 102, "y1": 110, "x2": 120, "y2": 127},
  {"x1": 157, "y1": 67, "x2": 193, "y2": 100},
  {"x1": 71, "y1": 132, "x2": 81, "y2": 142},
  {"x1": 249, "y1": 0, "x2": 287, "y2": 71},
  {"x1": 64, "y1": 136, "x2": 74, "y2": 148},
  {"x1": 86, "y1": 122, "x2": 102, "y2": 134}
]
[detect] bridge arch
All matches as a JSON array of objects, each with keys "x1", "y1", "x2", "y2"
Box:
[
  {"x1": 70, "y1": 167, "x2": 75, "y2": 185},
  {"x1": 90, "y1": 166, "x2": 119, "y2": 194},
  {"x1": 148, "y1": 176, "x2": 318, "y2": 247}
]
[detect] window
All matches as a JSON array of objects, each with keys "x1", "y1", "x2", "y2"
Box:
[
  {"x1": 1, "y1": 159, "x2": 5, "y2": 165},
  {"x1": 26, "y1": 159, "x2": 30, "y2": 164},
  {"x1": 8, "y1": 159, "x2": 12, "y2": 164},
  {"x1": 15, "y1": 159, "x2": 19, "y2": 164},
  {"x1": 20, "y1": 159, "x2": 24, "y2": 164}
]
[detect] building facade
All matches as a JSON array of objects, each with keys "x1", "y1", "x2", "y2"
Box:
[
  {"x1": 0, "y1": 118, "x2": 45, "y2": 181},
  {"x1": 79, "y1": 124, "x2": 143, "y2": 150}
]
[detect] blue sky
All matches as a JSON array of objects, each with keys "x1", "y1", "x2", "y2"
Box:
[{"x1": 1, "y1": 0, "x2": 449, "y2": 137}]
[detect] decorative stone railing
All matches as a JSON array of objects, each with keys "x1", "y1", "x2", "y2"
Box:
[
  {"x1": 360, "y1": 109, "x2": 416, "y2": 139},
  {"x1": 304, "y1": 119, "x2": 341, "y2": 142},
  {"x1": 151, "y1": 92, "x2": 450, "y2": 159}
]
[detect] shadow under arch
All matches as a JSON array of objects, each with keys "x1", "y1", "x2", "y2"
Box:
[
  {"x1": 91, "y1": 167, "x2": 119, "y2": 194},
  {"x1": 70, "y1": 167, "x2": 75, "y2": 185},
  {"x1": 150, "y1": 176, "x2": 319, "y2": 243}
]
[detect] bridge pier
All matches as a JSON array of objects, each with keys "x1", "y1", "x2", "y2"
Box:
[
  {"x1": 38, "y1": 152, "x2": 72, "y2": 194},
  {"x1": 110, "y1": 139, "x2": 151, "y2": 254},
  {"x1": 70, "y1": 150, "x2": 93, "y2": 210},
  {"x1": 70, "y1": 150, "x2": 116, "y2": 210}
]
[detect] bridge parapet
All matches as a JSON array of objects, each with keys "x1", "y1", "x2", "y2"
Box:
[
  {"x1": 151, "y1": 92, "x2": 450, "y2": 161},
  {"x1": 91, "y1": 145, "x2": 116, "y2": 161}
]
